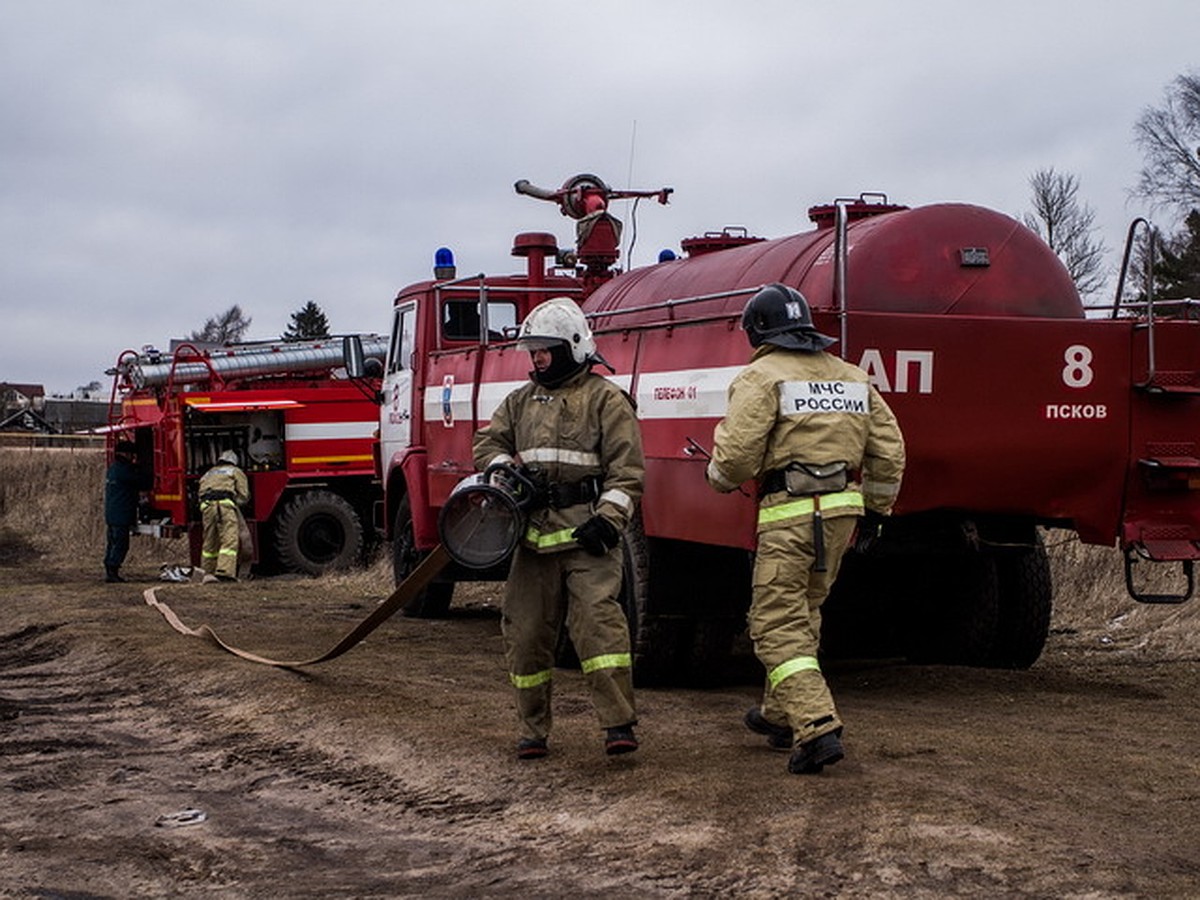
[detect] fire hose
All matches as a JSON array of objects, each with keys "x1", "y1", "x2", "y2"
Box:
[
  {"x1": 142, "y1": 464, "x2": 533, "y2": 668},
  {"x1": 142, "y1": 546, "x2": 450, "y2": 668}
]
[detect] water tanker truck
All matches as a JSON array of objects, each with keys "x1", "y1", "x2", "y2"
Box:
[{"x1": 366, "y1": 173, "x2": 1200, "y2": 684}]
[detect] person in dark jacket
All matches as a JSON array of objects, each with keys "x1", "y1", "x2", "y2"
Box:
[{"x1": 103, "y1": 440, "x2": 144, "y2": 582}]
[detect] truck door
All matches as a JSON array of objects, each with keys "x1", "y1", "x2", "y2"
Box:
[{"x1": 380, "y1": 301, "x2": 417, "y2": 470}]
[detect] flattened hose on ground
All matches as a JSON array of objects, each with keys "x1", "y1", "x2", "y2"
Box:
[{"x1": 142, "y1": 546, "x2": 450, "y2": 668}]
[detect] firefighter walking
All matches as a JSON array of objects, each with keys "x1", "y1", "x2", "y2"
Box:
[
  {"x1": 706, "y1": 284, "x2": 905, "y2": 774},
  {"x1": 198, "y1": 449, "x2": 251, "y2": 582},
  {"x1": 474, "y1": 298, "x2": 644, "y2": 760}
]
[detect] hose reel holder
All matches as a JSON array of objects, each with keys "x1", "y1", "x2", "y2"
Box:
[{"x1": 437, "y1": 463, "x2": 541, "y2": 569}]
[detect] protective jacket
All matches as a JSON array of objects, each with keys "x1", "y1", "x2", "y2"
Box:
[
  {"x1": 198, "y1": 462, "x2": 250, "y2": 579},
  {"x1": 474, "y1": 368, "x2": 644, "y2": 552},
  {"x1": 473, "y1": 365, "x2": 644, "y2": 743},
  {"x1": 707, "y1": 344, "x2": 906, "y2": 751},
  {"x1": 198, "y1": 463, "x2": 250, "y2": 508},
  {"x1": 706, "y1": 345, "x2": 905, "y2": 521}
]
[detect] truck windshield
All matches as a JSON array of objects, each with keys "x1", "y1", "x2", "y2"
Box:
[{"x1": 442, "y1": 300, "x2": 518, "y2": 342}]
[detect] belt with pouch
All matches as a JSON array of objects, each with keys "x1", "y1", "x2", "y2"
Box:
[
  {"x1": 759, "y1": 461, "x2": 849, "y2": 499},
  {"x1": 546, "y1": 474, "x2": 602, "y2": 509},
  {"x1": 760, "y1": 461, "x2": 850, "y2": 574}
]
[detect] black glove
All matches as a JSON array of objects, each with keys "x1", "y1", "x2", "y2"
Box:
[
  {"x1": 572, "y1": 516, "x2": 621, "y2": 556},
  {"x1": 854, "y1": 510, "x2": 886, "y2": 555}
]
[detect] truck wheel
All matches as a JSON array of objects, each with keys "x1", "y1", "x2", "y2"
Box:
[
  {"x1": 683, "y1": 616, "x2": 743, "y2": 687},
  {"x1": 903, "y1": 550, "x2": 999, "y2": 666},
  {"x1": 641, "y1": 536, "x2": 751, "y2": 686},
  {"x1": 393, "y1": 493, "x2": 454, "y2": 618},
  {"x1": 274, "y1": 490, "x2": 364, "y2": 576},
  {"x1": 621, "y1": 515, "x2": 682, "y2": 686},
  {"x1": 987, "y1": 535, "x2": 1052, "y2": 669},
  {"x1": 557, "y1": 514, "x2": 668, "y2": 678}
]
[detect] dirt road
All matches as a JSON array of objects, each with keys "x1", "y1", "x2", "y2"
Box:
[{"x1": 2, "y1": 555, "x2": 1199, "y2": 898}]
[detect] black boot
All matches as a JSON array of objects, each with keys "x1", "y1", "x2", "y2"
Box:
[
  {"x1": 788, "y1": 729, "x2": 844, "y2": 775},
  {"x1": 604, "y1": 725, "x2": 639, "y2": 755},
  {"x1": 105, "y1": 567, "x2": 125, "y2": 583},
  {"x1": 744, "y1": 707, "x2": 793, "y2": 750},
  {"x1": 516, "y1": 737, "x2": 549, "y2": 760}
]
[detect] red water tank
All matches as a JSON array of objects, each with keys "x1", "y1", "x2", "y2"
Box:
[{"x1": 585, "y1": 201, "x2": 1083, "y2": 323}]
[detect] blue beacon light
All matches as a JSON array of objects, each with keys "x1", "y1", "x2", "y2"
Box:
[{"x1": 434, "y1": 247, "x2": 456, "y2": 280}]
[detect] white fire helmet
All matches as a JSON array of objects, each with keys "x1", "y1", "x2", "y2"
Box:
[
  {"x1": 218, "y1": 450, "x2": 240, "y2": 465},
  {"x1": 516, "y1": 298, "x2": 597, "y2": 365}
]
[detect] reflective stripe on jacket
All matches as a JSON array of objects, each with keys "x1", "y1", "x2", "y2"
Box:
[{"x1": 197, "y1": 464, "x2": 250, "y2": 509}]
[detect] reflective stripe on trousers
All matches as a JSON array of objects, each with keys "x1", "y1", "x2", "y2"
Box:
[
  {"x1": 768, "y1": 655, "x2": 821, "y2": 691},
  {"x1": 580, "y1": 652, "x2": 632, "y2": 674},
  {"x1": 510, "y1": 669, "x2": 553, "y2": 690}
]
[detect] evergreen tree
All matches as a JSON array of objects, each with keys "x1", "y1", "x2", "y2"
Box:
[
  {"x1": 1154, "y1": 210, "x2": 1200, "y2": 301},
  {"x1": 282, "y1": 301, "x2": 332, "y2": 342}
]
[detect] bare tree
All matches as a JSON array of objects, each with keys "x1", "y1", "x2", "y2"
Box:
[
  {"x1": 190, "y1": 305, "x2": 252, "y2": 345},
  {"x1": 1132, "y1": 72, "x2": 1200, "y2": 214},
  {"x1": 1023, "y1": 168, "x2": 1108, "y2": 298}
]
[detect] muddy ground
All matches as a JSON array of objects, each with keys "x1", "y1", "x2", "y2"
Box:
[{"x1": 2, "y1": 544, "x2": 1199, "y2": 898}]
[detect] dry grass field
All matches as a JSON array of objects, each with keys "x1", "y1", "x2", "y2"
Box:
[{"x1": 4, "y1": 445, "x2": 1195, "y2": 658}]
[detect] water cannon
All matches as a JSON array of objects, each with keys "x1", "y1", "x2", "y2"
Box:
[
  {"x1": 514, "y1": 173, "x2": 673, "y2": 219},
  {"x1": 513, "y1": 173, "x2": 673, "y2": 292}
]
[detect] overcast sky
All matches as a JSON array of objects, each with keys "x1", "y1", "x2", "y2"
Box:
[{"x1": 2, "y1": 1, "x2": 1197, "y2": 395}]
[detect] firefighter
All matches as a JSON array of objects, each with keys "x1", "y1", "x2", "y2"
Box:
[
  {"x1": 474, "y1": 297, "x2": 645, "y2": 761},
  {"x1": 198, "y1": 449, "x2": 251, "y2": 582},
  {"x1": 706, "y1": 283, "x2": 905, "y2": 774},
  {"x1": 103, "y1": 439, "x2": 146, "y2": 583}
]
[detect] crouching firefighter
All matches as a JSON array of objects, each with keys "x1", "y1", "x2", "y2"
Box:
[
  {"x1": 198, "y1": 449, "x2": 252, "y2": 582},
  {"x1": 706, "y1": 284, "x2": 905, "y2": 774},
  {"x1": 473, "y1": 297, "x2": 645, "y2": 761}
]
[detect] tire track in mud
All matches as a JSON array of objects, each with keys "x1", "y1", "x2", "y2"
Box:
[{"x1": 0, "y1": 622, "x2": 679, "y2": 897}]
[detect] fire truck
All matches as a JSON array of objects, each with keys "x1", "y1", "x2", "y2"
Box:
[
  {"x1": 108, "y1": 336, "x2": 385, "y2": 576},
  {"x1": 367, "y1": 172, "x2": 1200, "y2": 683}
]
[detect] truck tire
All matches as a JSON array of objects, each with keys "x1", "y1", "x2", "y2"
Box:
[
  {"x1": 393, "y1": 493, "x2": 454, "y2": 618},
  {"x1": 987, "y1": 535, "x2": 1052, "y2": 669},
  {"x1": 274, "y1": 489, "x2": 364, "y2": 576},
  {"x1": 902, "y1": 549, "x2": 1000, "y2": 666},
  {"x1": 646, "y1": 536, "x2": 752, "y2": 686},
  {"x1": 621, "y1": 515, "x2": 684, "y2": 686},
  {"x1": 555, "y1": 514, "x2": 670, "y2": 679}
]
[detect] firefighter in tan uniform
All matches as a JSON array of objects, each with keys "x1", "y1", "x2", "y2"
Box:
[
  {"x1": 198, "y1": 449, "x2": 251, "y2": 582},
  {"x1": 474, "y1": 298, "x2": 644, "y2": 760},
  {"x1": 707, "y1": 284, "x2": 905, "y2": 774}
]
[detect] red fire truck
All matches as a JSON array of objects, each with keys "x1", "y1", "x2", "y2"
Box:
[
  {"x1": 369, "y1": 173, "x2": 1200, "y2": 683},
  {"x1": 108, "y1": 336, "x2": 385, "y2": 576}
]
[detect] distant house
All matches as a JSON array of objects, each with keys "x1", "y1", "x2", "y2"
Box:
[
  {"x1": 0, "y1": 407, "x2": 57, "y2": 434},
  {"x1": 1, "y1": 382, "x2": 45, "y2": 412},
  {"x1": 0, "y1": 382, "x2": 115, "y2": 435},
  {"x1": 0, "y1": 382, "x2": 56, "y2": 433}
]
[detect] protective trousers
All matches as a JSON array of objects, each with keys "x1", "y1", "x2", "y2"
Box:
[
  {"x1": 750, "y1": 515, "x2": 856, "y2": 745},
  {"x1": 502, "y1": 544, "x2": 636, "y2": 741},
  {"x1": 201, "y1": 499, "x2": 245, "y2": 579}
]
